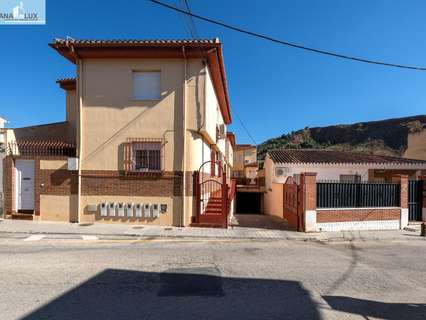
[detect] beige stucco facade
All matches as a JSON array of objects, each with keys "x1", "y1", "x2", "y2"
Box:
[
  {"x1": 264, "y1": 182, "x2": 284, "y2": 218},
  {"x1": 263, "y1": 156, "x2": 284, "y2": 217},
  {"x1": 40, "y1": 195, "x2": 78, "y2": 222},
  {"x1": 78, "y1": 58, "x2": 225, "y2": 172},
  {"x1": 233, "y1": 145, "x2": 257, "y2": 177},
  {"x1": 72, "y1": 53, "x2": 231, "y2": 226}
]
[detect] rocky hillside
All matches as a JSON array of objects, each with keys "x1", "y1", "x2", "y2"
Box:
[{"x1": 258, "y1": 115, "x2": 426, "y2": 160}]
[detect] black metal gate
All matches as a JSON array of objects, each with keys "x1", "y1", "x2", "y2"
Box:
[{"x1": 408, "y1": 180, "x2": 423, "y2": 221}]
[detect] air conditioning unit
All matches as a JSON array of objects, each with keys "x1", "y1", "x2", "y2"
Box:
[
  {"x1": 217, "y1": 124, "x2": 226, "y2": 139},
  {"x1": 275, "y1": 166, "x2": 289, "y2": 178}
]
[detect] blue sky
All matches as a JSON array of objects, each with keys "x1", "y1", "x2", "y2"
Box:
[{"x1": 1, "y1": 0, "x2": 425, "y2": 144}]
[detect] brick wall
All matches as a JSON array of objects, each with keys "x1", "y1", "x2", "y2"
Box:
[
  {"x1": 2, "y1": 156, "x2": 14, "y2": 215},
  {"x1": 38, "y1": 169, "x2": 78, "y2": 195},
  {"x1": 317, "y1": 208, "x2": 401, "y2": 223},
  {"x1": 296, "y1": 172, "x2": 408, "y2": 232},
  {"x1": 80, "y1": 170, "x2": 184, "y2": 197}
]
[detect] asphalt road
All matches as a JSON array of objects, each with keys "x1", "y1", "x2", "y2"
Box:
[{"x1": 0, "y1": 238, "x2": 425, "y2": 320}]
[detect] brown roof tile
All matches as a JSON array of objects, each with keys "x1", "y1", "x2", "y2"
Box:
[
  {"x1": 268, "y1": 149, "x2": 426, "y2": 165},
  {"x1": 56, "y1": 78, "x2": 76, "y2": 90},
  {"x1": 52, "y1": 38, "x2": 220, "y2": 45},
  {"x1": 235, "y1": 144, "x2": 256, "y2": 151}
]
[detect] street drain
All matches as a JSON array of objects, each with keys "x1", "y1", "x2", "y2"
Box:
[{"x1": 158, "y1": 267, "x2": 224, "y2": 297}]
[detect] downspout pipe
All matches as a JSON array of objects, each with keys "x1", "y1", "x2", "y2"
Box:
[
  {"x1": 66, "y1": 41, "x2": 83, "y2": 224},
  {"x1": 181, "y1": 46, "x2": 187, "y2": 227}
]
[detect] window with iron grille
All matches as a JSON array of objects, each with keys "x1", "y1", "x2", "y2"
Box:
[
  {"x1": 133, "y1": 142, "x2": 161, "y2": 172},
  {"x1": 124, "y1": 139, "x2": 163, "y2": 173}
]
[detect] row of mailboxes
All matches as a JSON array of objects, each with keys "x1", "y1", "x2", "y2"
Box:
[{"x1": 99, "y1": 202, "x2": 166, "y2": 218}]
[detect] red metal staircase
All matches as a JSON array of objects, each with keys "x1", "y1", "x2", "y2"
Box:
[{"x1": 192, "y1": 163, "x2": 236, "y2": 228}]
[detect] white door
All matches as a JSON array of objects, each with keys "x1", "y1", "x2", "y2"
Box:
[{"x1": 16, "y1": 160, "x2": 35, "y2": 211}]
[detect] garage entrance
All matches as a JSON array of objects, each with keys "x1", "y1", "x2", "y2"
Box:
[{"x1": 236, "y1": 191, "x2": 262, "y2": 214}]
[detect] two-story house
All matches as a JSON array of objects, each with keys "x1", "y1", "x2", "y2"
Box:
[
  {"x1": 2, "y1": 39, "x2": 234, "y2": 226},
  {"x1": 232, "y1": 144, "x2": 258, "y2": 184}
]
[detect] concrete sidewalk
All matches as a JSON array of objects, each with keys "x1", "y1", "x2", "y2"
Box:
[{"x1": 0, "y1": 219, "x2": 424, "y2": 242}]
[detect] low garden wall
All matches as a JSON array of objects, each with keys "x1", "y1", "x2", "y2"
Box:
[{"x1": 283, "y1": 173, "x2": 409, "y2": 232}]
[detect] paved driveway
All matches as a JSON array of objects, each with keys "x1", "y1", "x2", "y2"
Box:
[{"x1": 232, "y1": 213, "x2": 295, "y2": 230}]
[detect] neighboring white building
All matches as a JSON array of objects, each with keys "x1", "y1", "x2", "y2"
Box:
[
  {"x1": 265, "y1": 149, "x2": 426, "y2": 186},
  {"x1": 263, "y1": 149, "x2": 426, "y2": 219}
]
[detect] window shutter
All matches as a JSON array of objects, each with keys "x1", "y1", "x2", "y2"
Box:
[
  {"x1": 124, "y1": 142, "x2": 132, "y2": 172},
  {"x1": 133, "y1": 71, "x2": 161, "y2": 100}
]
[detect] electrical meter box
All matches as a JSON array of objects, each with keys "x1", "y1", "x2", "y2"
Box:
[
  {"x1": 152, "y1": 204, "x2": 160, "y2": 218},
  {"x1": 108, "y1": 202, "x2": 116, "y2": 217},
  {"x1": 126, "y1": 203, "x2": 134, "y2": 217},
  {"x1": 117, "y1": 203, "x2": 125, "y2": 217},
  {"x1": 100, "y1": 203, "x2": 108, "y2": 217},
  {"x1": 135, "y1": 204, "x2": 142, "y2": 218},
  {"x1": 144, "y1": 203, "x2": 151, "y2": 218}
]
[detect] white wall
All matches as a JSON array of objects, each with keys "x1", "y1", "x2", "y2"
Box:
[
  {"x1": 0, "y1": 150, "x2": 3, "y2": 196},
  {"x1": 188, "y1": 136, "x2": 212, "y2": 173},
  {"x1": 273, "y1": 166, "x2": 369, "y2": 183},
  {"x1": 0, "y1": 119, "x2": 5, "y2": 197},
  {"x1": 204, "y1": 66, "x2": 226, "y2": 156}
]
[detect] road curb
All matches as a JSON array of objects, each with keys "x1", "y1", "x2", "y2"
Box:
[{"x1": 0, "y1": 230, "x2": 424, "y2": 243}]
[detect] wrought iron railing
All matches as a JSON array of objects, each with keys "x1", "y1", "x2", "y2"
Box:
[
  {"x1": 8, "y1": 140, "x2": 76, "y2": 157},
  {"x1": 317, "y1": 180, "x2": 400, "y2": 208}
]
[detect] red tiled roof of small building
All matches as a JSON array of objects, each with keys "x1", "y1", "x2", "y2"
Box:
[{"x1": 268, "y1": 149, "x2": 426, "y2": 165}]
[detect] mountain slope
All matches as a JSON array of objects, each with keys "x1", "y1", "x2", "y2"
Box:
[{"x1": 258, "y1": 115, "x2": 426, "y2": 160}]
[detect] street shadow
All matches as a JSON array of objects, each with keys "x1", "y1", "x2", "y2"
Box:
[
  {"x1": 232, "y1": 214, "x2": 296, "y2": 231},
  {"x1": 21, "y1": 268, "x2": 320, "y2": 320},
  {"x1": 323, "y1": 295, "x2": 426, "y2": 320}
]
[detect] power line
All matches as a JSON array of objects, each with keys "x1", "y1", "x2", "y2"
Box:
[
  {"x1": 150, "y1": 0, "x2": 426, "y2": 71},
  {"x1": 234, "y1": 110, "x2": 258, "y2": 146},
  {"x1": 179, "y1": 0, "x2": 258, "y2": 146}
]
